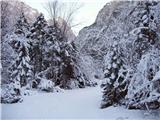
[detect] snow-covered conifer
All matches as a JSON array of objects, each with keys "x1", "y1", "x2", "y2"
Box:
[
  {"x1": 9, "y1": 12, "x2": 33, "y2": 89},
  {"x1": 28, "y1": 13, "x2": 47, "y2": 74},
  {"x1": 101, "y1": 44, "x2": 128, "y2": 108},
  {"x1": 1, "y1": 12, "x2": 33, "y2": 103}
]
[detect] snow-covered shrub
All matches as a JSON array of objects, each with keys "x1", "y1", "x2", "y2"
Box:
[
  {"x1": 38, "y1": 78, "x2": 55, "y2": 92},
  {"x1": 1, "y1": 84, "x2": 22, "y2": 104},
  {"x1": 126, "y1": 50, "x2": 160, "y2": 109},
  {"x1": 36, "y1": 76, "x2": 64, "y2": 92}
]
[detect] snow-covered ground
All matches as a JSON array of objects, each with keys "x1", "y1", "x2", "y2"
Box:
[{"x1": 1, "y1": 85, "x2": 160, "y2": 120}]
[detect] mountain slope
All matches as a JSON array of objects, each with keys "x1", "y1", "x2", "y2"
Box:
[
  {"x1": 75, "y1": 1, "x2": 160, "y2": 78},
  {"x1": 74, "y1": 0, "x2": 160, "y2": 109}
]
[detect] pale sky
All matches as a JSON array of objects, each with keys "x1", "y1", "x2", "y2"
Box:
[{"x1": 21, "y1": 0, "x2": 111, "y2": 35}]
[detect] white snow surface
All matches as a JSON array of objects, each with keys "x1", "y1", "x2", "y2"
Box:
[{"x1": 1, "y1": 84, "x2": 159, "y2": 120}]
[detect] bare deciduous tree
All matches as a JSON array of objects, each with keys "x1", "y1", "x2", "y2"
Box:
[
  {"x1": 44, "y1": 0, "x2": 83, "y2": 36},
  {"x1": 45, "y1": 0, "x2": 59, "y2": 26}
]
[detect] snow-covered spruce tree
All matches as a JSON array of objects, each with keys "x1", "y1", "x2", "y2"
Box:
[
  {"x1": 127, "y1": 49, "x2": 160, "y2": 109},
  {"x1": 27, "y1": 15, "x2": 64, "y2": 90},
  {"x1": 14, "y1": 12, "x2": 30, "y2": 35},
  {"x1": 35, "y1": 25, "x2": 63, "y2": 91},
  {"x1": 26, "y1": 13, "x2": 96, "y2": 90},
  {"x1": 57, "y1": 30, "x2": 97, "y2": 89},
  {"x1": 38, "y1": 24, "x2": 91, "y2": 89},
  {"x1": 58, "y1": 41, "x2": 86, "y2": 89},
  {"x1": 9, "y1": 41, "x2": 33, "y2": 87},
  {"x1": 27, "y1": 14, "x2": 59, "y2": 90},
  {"x1": 1, "y1": 13, "x2": 33, "y2": 103},
  {"x1": 9, "y1": 12, "x2": 33, "y2": 89},
  {"x1": 101, "y1": 43, "x2": 128, "y2": 108},
  {"x1": 28, "y1": 13, "x2": 47, "y2": 75}
]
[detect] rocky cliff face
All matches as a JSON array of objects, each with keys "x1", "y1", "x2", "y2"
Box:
[
  {"x1": 1, "y1": 0, "x2": 39, "y2": 38},
  {"x1": 74, "y1": 1, "x2": 160, "y2": 80}
]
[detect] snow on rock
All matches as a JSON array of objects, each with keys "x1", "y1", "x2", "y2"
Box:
[
  {"x1": 153, "y1": 70, "x2": 160, "y2": 81},
  {"x1": 74, "y1": 0, "x2": 160, "y2": 83},
  {"x1": 1, "y1": 84, "x2": 22, "y2": 104},
  {"x1": 75, "y1": 0, "x2": 160, "y2": 110}
]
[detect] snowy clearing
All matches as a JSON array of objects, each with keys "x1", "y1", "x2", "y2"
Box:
[{"x1": 1, "y1": 85, "x2": 160, "y2": 120}]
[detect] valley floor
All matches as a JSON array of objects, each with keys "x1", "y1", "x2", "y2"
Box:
[{"x1": 1, "y1": 84, "x2": 160, "y2": 120}]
